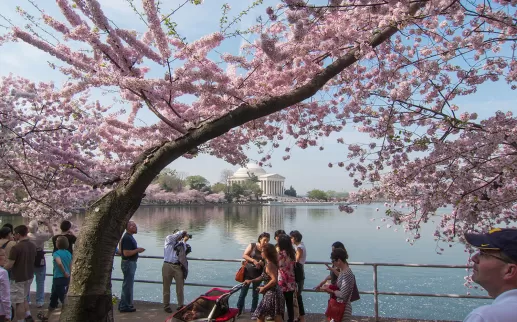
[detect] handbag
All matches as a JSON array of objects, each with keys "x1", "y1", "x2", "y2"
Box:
[
  {"x1": 350, "y1": 282, "x2": 360, "y2": 302},
  {"x1": 244, "y1": 243, "x2": 264, "y2": 279},
  {"x1": 325, "y1": 297, "x2": 346, "y2": 322},
  {"x1": 235, "y1": 260, "x2": 246, "y2": 282},
  {"x1": 34, "y1": 249, "x2": 46, "y2": 267}
]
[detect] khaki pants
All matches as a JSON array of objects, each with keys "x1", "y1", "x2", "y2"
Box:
[{"x1": 162, "y1": 262, "x2": 185, "y2": 308}]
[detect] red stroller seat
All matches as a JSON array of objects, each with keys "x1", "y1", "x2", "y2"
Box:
[{"x1": 165, "y1": 284, "x2": 243, "y2": 322}]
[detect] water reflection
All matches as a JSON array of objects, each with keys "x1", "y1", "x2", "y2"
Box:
[
  {"x1": 260, "y1": 206, "x2": 284, "y2": 233},
  {"x1": 307, "y1": 207, "x2": 335, "y2": 220},
  {"x1": 131, "y1": 205, "x2": 290, "y2": 246},
  {"x1": 283, "y1": 207, "x2": 297, "y2": 224}
]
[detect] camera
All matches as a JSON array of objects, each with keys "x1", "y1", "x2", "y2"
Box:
[{"x1": 187, "y1": 234, "x2": 193, "y2": 239}]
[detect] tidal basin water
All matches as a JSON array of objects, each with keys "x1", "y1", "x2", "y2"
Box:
[{"x1": 2, "y1": 204, "x2": 492, "y2": 321}]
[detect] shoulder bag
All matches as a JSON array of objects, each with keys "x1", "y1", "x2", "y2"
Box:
[
  {"x1": 350, "y1": 282, "x2": 360, "y2": 302},
  {"x1": 245, "y1": 243, "x2": 263, "y2": 279},
  {"x1": 325, "y1": 297, "x2": 346, "y2": 322},
  {"x1": 236, "y1": 242, "x2": 257, "y2": 282},
  {"x1": 235, "y1": 260, "x2": 246, "y2": 282}
]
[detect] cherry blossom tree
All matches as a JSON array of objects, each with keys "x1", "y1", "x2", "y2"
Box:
[
  {"x1": 143, "y1": 183, "x2": 226, "y2": 203},
  {"x1": 3, "y1": 0, "x2": 517, "y2": 320}
]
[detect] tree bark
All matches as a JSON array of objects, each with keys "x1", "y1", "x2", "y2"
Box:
[
  {"x1": 58, "y1": 190, "x2": 143, "y2": 321},
  {"x1": 59, "y1": 4, "x2": 425, "y2": 320}
]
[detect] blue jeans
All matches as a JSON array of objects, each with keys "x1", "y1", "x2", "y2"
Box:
[
  {"x1": 236, "y1": 281, "x2": 261, "y2": 313},
  {"x1": 34, "y1": 265, "x2": 46, "y2": 306},
  {"x1": 118, "y1": 260, "x2": 137, "y2": 311},
  {"x1": 49, "y1": 277, "x2": 69, "y2": 309}
]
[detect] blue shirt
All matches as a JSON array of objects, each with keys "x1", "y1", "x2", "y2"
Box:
[
  {"x1": 463, "y1": 289, "x2": 517, "y2": 322},
  {"x1": 121, "y1": 233, "x2": 138, "y2": 261},
  {"x1": 52, "y1": 249, "x2": 72, "y2": 278}
]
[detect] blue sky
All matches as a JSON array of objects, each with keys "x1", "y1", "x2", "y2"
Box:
[{"x1": 2, "y1": 0, "x2": 517, "y2": 194}]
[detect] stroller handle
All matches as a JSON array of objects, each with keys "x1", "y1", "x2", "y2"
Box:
[{"x1": 228, "y1": 283, "x2": 244, "y2": 294}]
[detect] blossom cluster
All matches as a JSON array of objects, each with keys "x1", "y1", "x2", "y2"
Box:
[
  {"x1": 0, "y1": 75, "x2": 142, "y2": 218},
  {"x1": 144, "y1": 184, "x2": 226, "y2": 204}
]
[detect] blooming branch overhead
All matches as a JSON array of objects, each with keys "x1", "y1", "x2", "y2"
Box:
[
  {"x1": 0, "y1": 75, "x2": 140, "y2": 218},
  {"x1": 2, "y1": 0, "x2": 517, "y2": 243}
]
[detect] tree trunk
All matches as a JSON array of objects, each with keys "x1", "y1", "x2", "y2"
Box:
[{"x1": 58, "y1": 191, "x2": 144, "y2": 322}]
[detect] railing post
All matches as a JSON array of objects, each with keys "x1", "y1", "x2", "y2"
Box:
[{"x1": 373, "y1": 264, "x2": 379, "y2": 321}]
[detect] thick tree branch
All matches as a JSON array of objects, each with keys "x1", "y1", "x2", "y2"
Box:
[{"x1": 122, "y1": 1, "x2": 427, "y2": 195}]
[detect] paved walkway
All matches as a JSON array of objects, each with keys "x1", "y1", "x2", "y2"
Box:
[{"x1": 29, "y1": 300, "x2": 452, "y2": 322}]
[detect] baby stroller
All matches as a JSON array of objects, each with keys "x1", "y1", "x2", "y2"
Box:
[{"x1": 165, "y1": 283, "x2": 243, "y2": 322}]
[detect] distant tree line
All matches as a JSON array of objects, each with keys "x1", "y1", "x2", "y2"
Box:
[
  {"x1": 152, "y1": 169, "x2": 348, "y2": 203},
  {"x1": 306, "y1": 189, "x2": 349, "y2": 201},
  {"x1": 150, "y1": 169, "x2": 266, "y2": 203},
  {"x1": 284, "y1": 186, "x2": 297, "y2": 197}
]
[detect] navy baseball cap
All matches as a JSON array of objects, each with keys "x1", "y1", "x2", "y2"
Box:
[{"x1": 464, "y1": 228, "x2": 517, "y2": 263}]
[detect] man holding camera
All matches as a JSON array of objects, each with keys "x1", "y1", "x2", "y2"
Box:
[{"x1": 162, "y1": 230, "x2": 191, "y2": 313}]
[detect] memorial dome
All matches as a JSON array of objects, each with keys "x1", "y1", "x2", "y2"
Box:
[{"x1": 232, "y1": 163, "x2": 267, "y2": 178}]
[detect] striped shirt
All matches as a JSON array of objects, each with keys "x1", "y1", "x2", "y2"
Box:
[{"x1": 334, "y1": 267, "x2": 356, "y2": 321}]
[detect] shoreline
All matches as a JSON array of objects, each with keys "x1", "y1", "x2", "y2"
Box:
[{"x1": 0, "y1": 201, "x2": 352, "y2": 217}]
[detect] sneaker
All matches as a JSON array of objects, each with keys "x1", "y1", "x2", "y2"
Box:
[
  {"x1": 176, "y1": 305, "x2": 185, "y2": 311},
  {"x1": 119, "y1": 308, "x2": 137, "y2": 313},
  {"x1": 164, "y1": 307, "x2": 173, "y2": 313},
  {"x1": 25, "y1": 316, "x2": 35, "y2": 322}
]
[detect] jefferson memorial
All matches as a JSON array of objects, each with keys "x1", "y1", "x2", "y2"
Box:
[{"x1": 228, "y1": 163, "x2": 286, "y2": 196}]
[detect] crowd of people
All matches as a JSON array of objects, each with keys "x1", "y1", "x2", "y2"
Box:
[
  {"x1": 169, "y1": 227, "x2": 517, "y2": 322},
  {"x1": 235, "y1": 230, "x2": 358, "y2": 322},
  {"x1": 1, "y1": 218, "x2": 516, "y2": 322},
  {"x1": 116, "y1": 224, "x2": 517, "y2": 322},
  {"x1": 118, "y1": 225, "x2": 357, "y2": 322},
  {"x1": 0, "y1": 220, "x2": 75, "y2": 322}
]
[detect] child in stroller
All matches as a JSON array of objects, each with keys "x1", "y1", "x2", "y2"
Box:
[{"x1": 166, "y1": 284, "x2": 243, "y2": 322}]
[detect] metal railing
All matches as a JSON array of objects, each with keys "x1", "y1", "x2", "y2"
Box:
[{"x1": 43, "y1": 253, "x2": 491, "y2": 321}]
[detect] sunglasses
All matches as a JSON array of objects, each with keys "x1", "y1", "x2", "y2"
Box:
[
  {"x1": 330, "y1": 258, "x2": 338, "y2": 263},
  {"x1": 478, "y1": 250, "x2": 516, "y2": 264}
]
